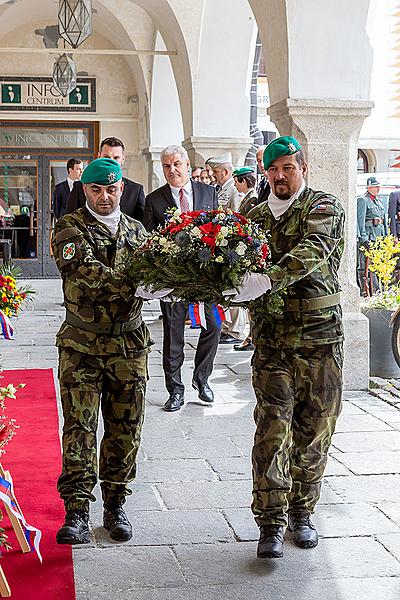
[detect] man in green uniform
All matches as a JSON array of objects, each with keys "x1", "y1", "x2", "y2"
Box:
[
  {"x1": 357, "y1": 176, "x2": 388, "y2": 293},
  {"x1": 231, "y1": 136, "x2": 345, "y2": 559},
  {"x1": 52, "y1": 158, "x2": 168, "y2": 545}
]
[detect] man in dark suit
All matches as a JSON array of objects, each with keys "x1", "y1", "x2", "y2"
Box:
[
  {"x1": 64, "y1": 137, "x2": 145, "y2": 222},
  {"x1": 144, "y1": 144, "x2": 220, "y2": 412},
  {"x1": 53, "y1": 158, "x2": 83, "y2": 220}
]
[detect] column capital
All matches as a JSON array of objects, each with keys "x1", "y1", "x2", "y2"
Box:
[{"x1": 182, "y1": 136, "x2": 253, "y2": 165}]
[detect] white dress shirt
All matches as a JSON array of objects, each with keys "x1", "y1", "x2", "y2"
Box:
[
  {"x1": 170, "y1": 180, "x2": 194, "y2": 211},
  {"x1": 67, "y1": 177, "x2": 75, "y2": 191}
]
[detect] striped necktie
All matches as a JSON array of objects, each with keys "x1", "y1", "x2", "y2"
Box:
[{"x1": 179, "y1": 187, "x2": 189, "y2": 212}]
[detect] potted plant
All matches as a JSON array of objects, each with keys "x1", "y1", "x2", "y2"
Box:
[{"x1": 361, "y1": 235, "x2": 400, "y2": 377}]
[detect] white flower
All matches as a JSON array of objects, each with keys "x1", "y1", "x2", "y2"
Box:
[
  {"x1": 191, "y1": 227, "x2": 202, "y2": 238},
  {"x1": 214, "y1": 255, "x2": 224, "y2": 263},
  {"x1": 235, "y1": 242, "x2": 247, "y2": 256},
  {"x1": 219, "y1": 238, "x2": 229, "y2": 247}
]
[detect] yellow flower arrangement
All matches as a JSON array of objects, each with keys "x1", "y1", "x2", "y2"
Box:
[
  {"x1": 362, "y1": 235, "x2": 400, "y2": 292},
  {"x1": 361, "y1": 235, "x2": 400, "y2": 309}
]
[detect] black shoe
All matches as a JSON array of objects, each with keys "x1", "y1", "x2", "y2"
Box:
[
  {"x1": 219, "y1": 333, "x2": 240, "y2": 344},
  {"x1": 164, "y1": 392, "x2": 184, "y2": 412},
  {"x1": 257, "y1": 525, "x2": 285, "y2": 558},
  {"x1": 56, "y1": 509, "x2": 90, "y2": 545},
  {"x1": 103, "y1": 504, "x2": 132, "y2": 541},
  {"x1": 192, "y1": 380, "x2": 214, "y2": 403},
  {"x1": 288, "y1": 512, "x2": 318, "y2": 548},
  {"x1": 234, "y1": 337, "x2": 255, "y2": 351}
]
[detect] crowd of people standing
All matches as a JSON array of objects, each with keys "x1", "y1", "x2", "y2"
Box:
[{"x1": 52, "y1": 135, "x2": 345, "y2": 562}]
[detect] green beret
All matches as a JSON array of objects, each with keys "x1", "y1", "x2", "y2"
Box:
[
  {"x1": 233, "y1": 167, "x2": 255, "y2": 177},
  {"x1": 81, "y1": 158, "x2": 123, "y2": 185},
  {"x1": 263, "y1": 136, "x2": 302, "y2": 170}
]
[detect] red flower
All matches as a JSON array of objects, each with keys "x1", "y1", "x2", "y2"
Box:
[
  {"x1": 261, "y1": 243, "x2": 269, "y2": 259},
  {"x1": 199, "y1": 222, "x2": 221, "y2": 251}
]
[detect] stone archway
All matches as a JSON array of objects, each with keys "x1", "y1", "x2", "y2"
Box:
[{"x1": 248, "y1": 0, "x2": 374, "y2": 389}]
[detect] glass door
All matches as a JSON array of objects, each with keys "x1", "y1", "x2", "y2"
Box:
[
  {"x1": 42, "y1": 156, "x2": 90, "y2": 277},
  {"x1": 0, "y1": 158, "x2": 41, "y2": 276}
]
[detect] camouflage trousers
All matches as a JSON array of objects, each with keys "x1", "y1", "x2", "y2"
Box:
[
  {"x1": 251, "y1": 343, "x2": 343, "y2": 527},
  {"x1": 57, "y1": 347, "x2": 148, "y2": 511}
]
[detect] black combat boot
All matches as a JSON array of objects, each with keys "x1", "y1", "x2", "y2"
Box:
[
  {"x1": 103, "y1": 503, "x2": 132, "y2": 541},
  {"x1": 257, "y1": 525, "x2": 285, "y2": 558},
  {"x1": 288, "y1": 512, "x2": 318, "y2": 548},
  {"x1": 56, "y1": 509, "x2": 90, "y2": 545}
]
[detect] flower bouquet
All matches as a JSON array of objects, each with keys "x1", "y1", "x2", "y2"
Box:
[
  {"x1": 126, "y1": 208, "x2": 270, "y2": 304},
  {"x1": 0, "y1": 264, "x2": 35, "y2": 319}
]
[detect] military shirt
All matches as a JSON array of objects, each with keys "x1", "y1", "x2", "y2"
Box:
[
  {"x1": 217, "y1": 178, "x2": 240, "y2": 211},
  {"x1": 357, "y1": 192, "x2": 388, "y2": 243},
  {"x1": 247, "y1": 187, "x2": 345, "y2": 349},
  {"x1": 52, "y1": 207, "x2": 151, "y2": 356}
]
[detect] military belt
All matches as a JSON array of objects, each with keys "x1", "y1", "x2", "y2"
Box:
[
  {"x1": 65, "y1": 311, "x2": 142, "y2": 335},
  {"x1": 285, "y1": 292, "x2": 341, "y2": 312}
]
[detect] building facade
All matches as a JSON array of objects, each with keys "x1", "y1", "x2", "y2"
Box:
[{"x1": 0, "y1": 0, "x2": 375, "y2": 388}]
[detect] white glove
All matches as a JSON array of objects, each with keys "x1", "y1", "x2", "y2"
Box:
[
  {"x1": 135, "y1": 286, "x2": 174, "y2": 300},
  {"x1": 225, "y1": 272, "x2": 271, "y2": 302},
  {"x1": 161, "y1": 295, "x2": 183, "y2": 303}
]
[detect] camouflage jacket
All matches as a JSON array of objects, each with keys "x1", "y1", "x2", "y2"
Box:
[
  {"x1": 52, "y1": 207, "x2": 151, "y2": 356},
  {"x1": 247, "y1": 187, "x2": 345, "y2": 348}
]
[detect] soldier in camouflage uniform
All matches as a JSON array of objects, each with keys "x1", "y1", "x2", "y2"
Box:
[
  {"x1": 232, "y1": 136, "x2": 344, "y2": 559},
  {"x1": 52, "y1": 158, "x2": 166, "y2": 545}
]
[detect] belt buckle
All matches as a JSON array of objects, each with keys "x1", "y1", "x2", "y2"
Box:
[{"x1": 302, "y1": 299, "x2": 311, "y2": 310}]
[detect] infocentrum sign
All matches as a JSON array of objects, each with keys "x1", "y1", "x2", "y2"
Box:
[{"x1": 0, "y1": 77, "x2": 96, "y2": 112}]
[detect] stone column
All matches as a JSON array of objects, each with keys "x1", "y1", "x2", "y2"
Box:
[
  {"x1": 141, "y1": 146, "x2": 164, "y2": 193},
  {"x1": 268, "y1": 98, "x2": 374, "y2": 390},
  {"x1": 182, "y1": 136, "x2": 253, "y2": 167}
]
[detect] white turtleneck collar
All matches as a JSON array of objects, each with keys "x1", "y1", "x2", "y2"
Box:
[
  {"x1": 85, "y1": 202, "x2": 121, "y2": 235},
  {"x1": 268, "y1": 180, "x2": 306, "y2": 220}
]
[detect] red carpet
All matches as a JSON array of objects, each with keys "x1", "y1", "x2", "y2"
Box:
[{"x1": 0, "y1": 368, "x2": 75, "y2": 600}]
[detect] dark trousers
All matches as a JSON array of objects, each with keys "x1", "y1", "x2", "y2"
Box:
[{"x1": 160, "y1": 300, "x2": 220, "y2": 394}]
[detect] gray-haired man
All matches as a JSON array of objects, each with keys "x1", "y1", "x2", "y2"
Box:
[{"x1": 144, "y1": 145, "x2": 220, "y2": 412}]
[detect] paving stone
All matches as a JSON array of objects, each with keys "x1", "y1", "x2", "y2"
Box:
[
  {"x1": 324, "y1": 455, "x2": 352, "y2": 476},
  {"x1": 327, "y1": 475, "x2": 400, "y2": 503},
  {"x1": 91, "y1": 509, "x2": 234, "y2": 546},
  {"x1": 229, "y1": 435, "x2": 252, "y2": 456},
  {"x1": 377, "y1": 502, "x2": 400, "y2": 525},
  {"x1": 334, "y1": 414, "x2": 393, "y2": 432},
  {"x1": 141, "y1": 419, "x2": 185, "y2": 439},
  {"x1": 313, "y1": 503, "x2": 400, "y2": 536},
  {"x1": 156, "y1": 480, "x2": 252, "y2": 509},
  {"x1": 73, "y1": 546, "x2": 186, "y2": 594},
  {"x1": 178, "y1": 416, "x2": 255, "y2": 438},
  {"x1": 73, "y1": 578, "x2": 400, "y2": 600},
  {"x1": 339, "y1": 401, "x2": 369, "y2": 415},
  {"x1": 331, "y1": 430, "x2": 400, "y2": 452},
  {"x1": 142, "y1": 436, "x2": 243, "y2": 460},
  {"x1": 89, "y1": 483, "x2": 163, "y2": 516},
  {"x1": 223, "y1": 502, "x2": 400, "y2": 541},
  {"x1": 332, "y1": 451, "x2": 400, "y2": 474},
  {"x1": 206, "y1": 456, "x2": 252, "y2": 481},
  {"x1": 136, "y1": 458, "x2": 218, "y2": 483},
  {"x1": 376, "y1": 533, "x2": 400, "y2": 561},
  {"x1": 172, "y1": 538, "x2": 400, "y2": 586}
]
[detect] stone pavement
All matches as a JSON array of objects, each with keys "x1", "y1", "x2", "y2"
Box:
[{"x1": 2, "y1": 280, "x2": 400, "y2": 600}]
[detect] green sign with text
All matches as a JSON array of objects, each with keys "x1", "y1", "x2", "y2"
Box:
[{"x1": 0, "y1": 77, "x2": 96, "y2": 112}]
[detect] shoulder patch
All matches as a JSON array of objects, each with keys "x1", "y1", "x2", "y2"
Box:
[{"x1": 62, "y1": 242, "x2": 76, "y2": 260}]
